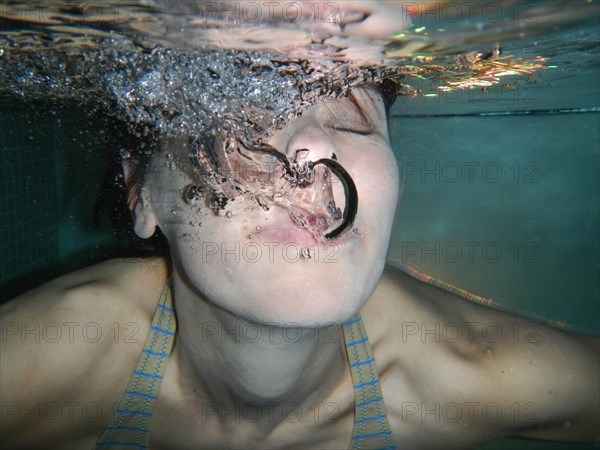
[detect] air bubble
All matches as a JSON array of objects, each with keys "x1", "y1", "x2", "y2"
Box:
[
  {"x1": 225, "y1": 140, "x2": 236, "y2": 154},
  {"x1": 326, "y1": 201, "x2": 341, "y2": 219},
  {"x1": 184, "y1": 184, "x2": 201, "y2": 205},
  {"x1": 0, "y1": 37, "x2": 382, "y2": 245}
]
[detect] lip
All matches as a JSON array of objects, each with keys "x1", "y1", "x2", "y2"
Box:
[
  {"x1": 248, "y1": 214, "x2": 358, "y2": 249},
  {"x1": 249, "y1": 222, "x2": 319, "y2": 248}
]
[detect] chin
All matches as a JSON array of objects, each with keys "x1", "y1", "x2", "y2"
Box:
[
  {"x1": 172, "y1": 223, "x2": 388, "y2": 327},
  {"x1": 228, "y1": 254, "x2": 385, "y2": 327}
]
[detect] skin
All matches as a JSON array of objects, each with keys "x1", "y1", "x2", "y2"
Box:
[{"x1": 0, "y1": 87, "x2": 598, "y2": 449}]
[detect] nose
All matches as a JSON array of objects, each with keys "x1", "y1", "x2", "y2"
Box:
[{"x1": 284, "y1": 123, "x2": 338, "y2": 163}]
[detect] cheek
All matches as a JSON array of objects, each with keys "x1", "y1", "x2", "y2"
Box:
[
  {"x1": 353, "y1": 144, "x2": 399, "y2": 216},
  {"x1": 348, "y1": 143, "x2": 399, "y2": 257}
]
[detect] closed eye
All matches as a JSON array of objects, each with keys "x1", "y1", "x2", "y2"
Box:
[
  {"x1": 326, "y1": 125, "x2": 374, "y2": 136},
  {"x1": 321, "y1": 89, "x2": 378, "y2": 136}
]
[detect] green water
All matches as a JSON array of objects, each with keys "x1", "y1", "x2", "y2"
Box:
[
  {"x1": 388, "y1": 111, "x2": 600, "y2": 336},
  {"x1": 0, "y1": 100, "x2": 140, "y2": 300}
]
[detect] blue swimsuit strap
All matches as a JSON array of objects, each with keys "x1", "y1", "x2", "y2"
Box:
[
  {"x1": 342, "y1": 314, "x2": 396, "y2": 450},
  {"x1": 94, "y1": 282, "x2": 176, "y2": 449}
]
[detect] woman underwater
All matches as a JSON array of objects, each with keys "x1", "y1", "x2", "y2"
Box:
[
  {"x1": 1, "y1": 82, "x2": 599, "y2": 448},
  {"x1": 1, "y1": 2, "x2": 599, "y2": 449}
]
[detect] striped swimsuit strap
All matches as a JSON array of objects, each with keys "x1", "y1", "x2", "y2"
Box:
[
  {"x1": 342, "y1": 314, "x2": 396, "y2": 450},
  {"x1": 94, "y1": 287, "x2": 392, "y2": 449},
  {"x1": 95, "y1": 282, "x2": 176, "y2": 450}
]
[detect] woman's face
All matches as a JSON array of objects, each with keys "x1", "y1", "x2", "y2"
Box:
[{"x1": 139, "y1": 86, "x2": 399, "y2": 325}]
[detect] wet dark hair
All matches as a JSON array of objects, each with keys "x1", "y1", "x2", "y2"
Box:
[{"x1": 377, "y1": 78, "x2": 402, "y2": 115}]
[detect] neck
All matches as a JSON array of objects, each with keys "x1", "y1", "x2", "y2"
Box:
[{"x1": 171, "y1": 269, "x2": 350, "y2": 420}]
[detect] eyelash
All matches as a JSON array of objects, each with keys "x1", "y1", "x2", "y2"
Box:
[{"x1": 327, "y1": 125, "x2": 374, "y2": 136}]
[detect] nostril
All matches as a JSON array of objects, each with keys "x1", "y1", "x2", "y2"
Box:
[{"x1": 293, "y1": 148, "x2": 310, "y2": 163}]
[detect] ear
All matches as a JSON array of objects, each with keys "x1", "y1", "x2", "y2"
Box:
[
  {"x1": 122, "y1": 158, "x2": 158, "y2": 239},
  {"x1": 132, "y1": 200, "x2": 158, "y2": 239}
]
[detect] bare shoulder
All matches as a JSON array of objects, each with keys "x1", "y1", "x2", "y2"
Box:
[
  {"x1": 362, "y1": 266, "x2": 599, "y2": 447},
  {"x1": 0, "y1": 257, "x2": 169, "y2": 448},
  {"x1": 2, "y1": 256, "x2": 169, "y2": 312}
]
